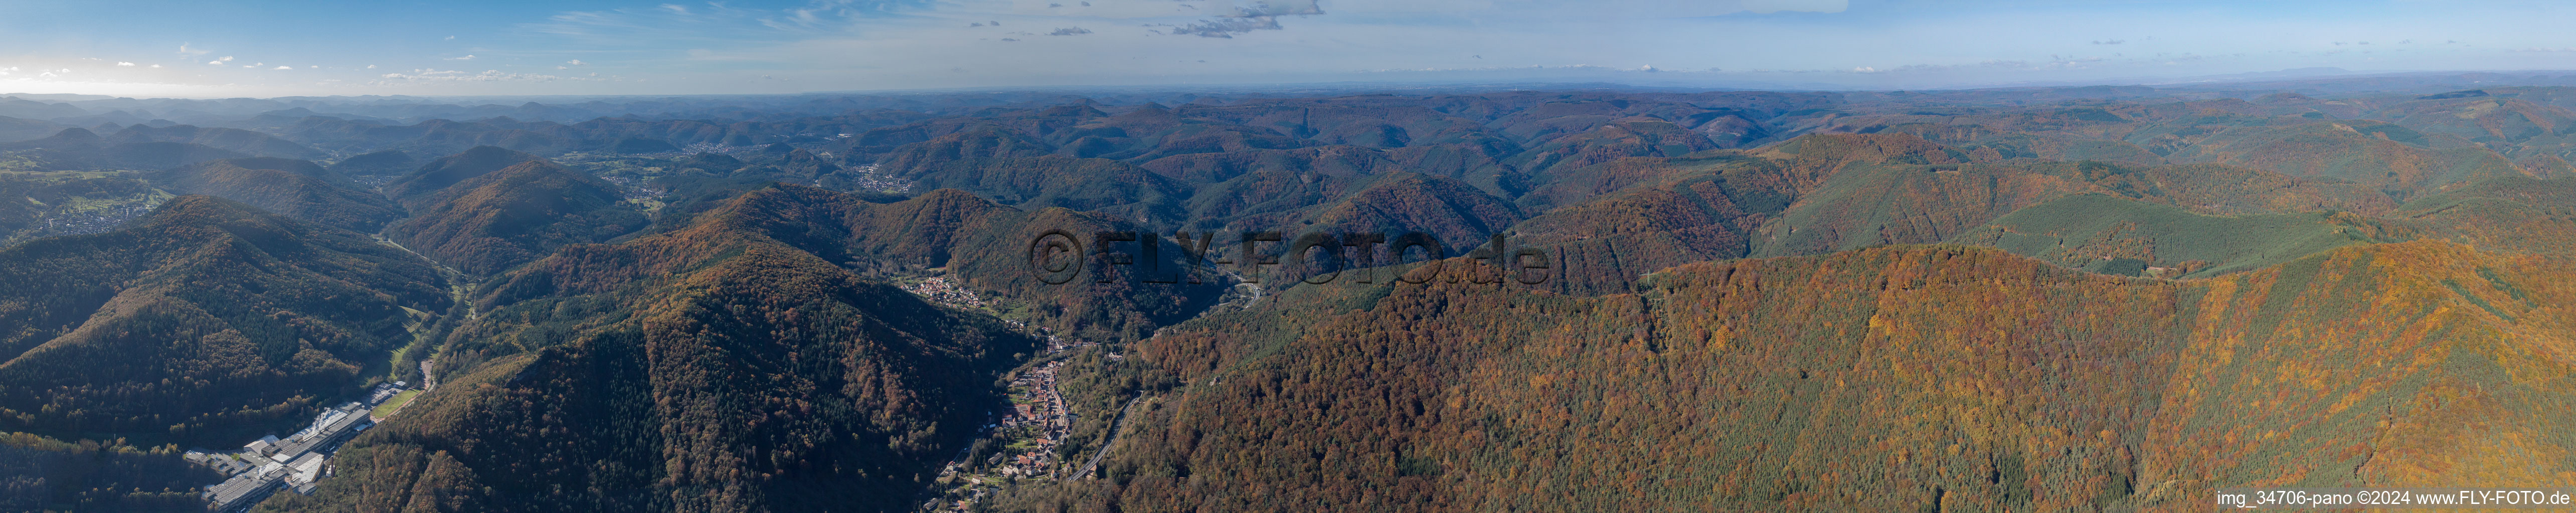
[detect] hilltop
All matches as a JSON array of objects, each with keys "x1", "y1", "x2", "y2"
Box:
[
  {"x1": 996, "y1": 241, "x2": 2576, "y2": 512},
  {"x1": 0, "y1": 196, "x2": 447, "y2": 445}
]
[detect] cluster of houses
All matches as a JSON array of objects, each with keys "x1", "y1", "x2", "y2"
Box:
[
  {"x1": 927, "y1": 357, "x2": 1087, "y2": 511},
  {"x1": 186, "y1": 381, "x2": 413, "y2": 512},
  {"x1": 841, "y1": 163, "x2": 913, "y2": 193},
  {"x1": 596, "y1": 175, "x2": 670, "y2": 200},
  {"x1": 900, "y1": 276, "x2": 990, "y2": 309},
  {"x1": 37, "y1": 197, "x2": 161, "y2": 236},
  {"x1": 995, "y1": 361, "x2": 1073, "y2": 478}
]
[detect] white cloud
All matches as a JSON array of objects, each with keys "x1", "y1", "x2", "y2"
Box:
[
  {"x1": 178, "y1": 43, "x2": 210, "y2": 56},
  {"x1": 274, "y1": 65, "x2": 294, "y2": 70},
  {"x1": 377, "y1": 68, "x2": 589, "y2": 82},
  {"x1": 116, "y1": 62, "x2": 135, "y2": 66},
  {"x1": 446, "y1": 55, "x2": 477, "y2": 60},
  {"x1": 367, "y1": 64, "x2": 378, "y2": 69},
  {"x1": 444, "y1": 35, "x2": 456, "y2": 40},
  {"x1": 208, "y1": 61, "x2": 225, "y2": 65},
  {"x1": 565, "y1": 59, "x2": 586, "y2": 66},
  {"x1": 220, "y1": 56, "x2": 234, "y2": 62},
  {"x1": 149, "y1": 64, "x2": 163, "y2": 68},
  {"x1": 1364, "y1": 0, "x2": 1844, "y2": 17},
  {"x1": 661, "y1": 3, "x2": 689, "y2": 15}
]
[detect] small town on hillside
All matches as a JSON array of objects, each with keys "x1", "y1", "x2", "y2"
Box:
[
  {"x1": 918, "y1": 331, "x2": 1111, "y2": 512},
  {"x1": 184, "y1": 381, "x2": 423, "y2": 512},
  {"x1": 890, "y1": 270, "x2": 1129, "y2": 511}
]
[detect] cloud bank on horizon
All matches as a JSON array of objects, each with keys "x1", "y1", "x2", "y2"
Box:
[{"x1": 1, "y1": 0, "x2": 2571, "y2": 97}]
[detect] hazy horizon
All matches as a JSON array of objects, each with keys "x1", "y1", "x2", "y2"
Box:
[{"x1": 9, "y1": 0, "x2": 2576, "y2": 98}]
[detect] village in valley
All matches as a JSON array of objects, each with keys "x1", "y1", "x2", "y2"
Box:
[
  {"x1": 891, "y1": 274, "x2": 1131, "y2": 512},
  {"x1": 920, "y1": 332, "x2": 1111, "y2": 512}
]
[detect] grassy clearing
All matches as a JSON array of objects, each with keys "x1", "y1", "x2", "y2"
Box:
[
  {"x1": 1953, "y1": 193, "x2": 2369, "y2": 277},
  {"x1": 370, "y1": 390, "x2": 421, "y2": 418}
]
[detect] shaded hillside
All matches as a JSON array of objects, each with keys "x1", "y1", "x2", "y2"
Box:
[
  {"x1": 1504, "y1": 117, "x2": 1720, "y2": 179},
  {"x1": 325, "y1": 149, "x2": 417, "y2": 185},
  {"x1": 272, "y1": 188, "x2": 1049, "y2": 513},
  {"x1": 383, "y1": 160, "x2": 646, "y2": 276},
  {"x1": 155, "y1": 158, "x2": 406, "y2": 232},
  {"x1": 484, "y1": 185, "x2": 1221, "y2": 342},
  {"x1": 276, "y1": 247, "x2": 1039, "y2": 513},
  {"x1": 1137, "y1": 145, "x2": 1395, "y2": 184},
  {"x1": 0, "y1": 115, "x2": 60, "y2": 143},
  {"x1": 0, "y1": 128, "x2": 250, "y2": 170},
  {"x1": 872, "y1": 126, "x2": 1058, "y2": 176},
  {"x1": 1297, "y1": 173, "x2": 1524, "y2": 253},
  {"x1": 0, "y1": 432, "x2": 225, "y2": 512},
  {"x1": 1001, "y1": 241, "x2": 2576, "y2": 512},
  {"x1": 382, "y1": 146, "x2": 547, "y2": 204},
  {"x1": 104, "y1": 124, "x2": 325, "y2": 160},
  {"x1": 0, "y1": 196, "x2": 448, "y2": 444},
  {"x1": 910, "y1": 156, "x2": 1192, "y2": 226},
  {"x1": 1507, "y1": 155, "x2": 1788, "y2": 294}
]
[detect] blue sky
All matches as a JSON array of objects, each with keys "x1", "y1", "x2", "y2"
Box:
[{"x1": 4, "y1": 0, "x2": 2574, "y2": 97}]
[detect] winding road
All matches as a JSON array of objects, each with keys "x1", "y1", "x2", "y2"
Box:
[{"x1": 1076, "y1": 394, "x2": 1149, "y2": 479}]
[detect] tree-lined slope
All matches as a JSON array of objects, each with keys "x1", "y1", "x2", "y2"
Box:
[
  {"x1": 155, "y1": 157, "x2": 407, "y2": 232},
  {"x1": 274, "y1": 187, "x2": 1048, "y2": 513},
  {"x1": 1004, "y1": 241, "x2": 2576, "y2": 512},
  {"x1": 383, "y1": 160, "x2": 646, "y2": 276},
  {"x1": 0, "y1": 196, "x2": 447, "y2": 444}
]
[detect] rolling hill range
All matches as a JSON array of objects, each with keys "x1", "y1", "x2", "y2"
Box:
[
  {"x1": 479, "y1": 185, "x2": 1224, "y2": 342},
  {"x1": 0, "y1": 85, "x2": 2572, "y2": 513},
  {"x1": 0, "y1": 196, "x2": 447, "y2": 445},
  {"x1": 263, "y1": 184, "x2": 1057, "y2": 513},
  {"x1": 381, "y1": 145, "x2": 549, "y2": 204},
  {"x1": 994, "y1": 241, "x2": 2575, "y2": 512},
  {"x1": 153, "y1": 158, "x2": 406, "y2": 232},
  {"x1": 382, "y1": 159, "x2": 647, "y2": 276},
  {"x1": 2388, "y1": 174, "x2": 2576, "y2": 256},
  {"x1": 1, "y1": 128, "x2": 250, "y2": 170},
  {"x1": 1949, "y1": 193, "x2": 2392, "y2": 277},
  {"x1": 273, "y1": 242, "x2": 1039, "y2": 512}
]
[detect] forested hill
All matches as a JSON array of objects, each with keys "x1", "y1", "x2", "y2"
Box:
[
  {"x1": 0, "y1": 83, "x2": 2572, "y2": 512},
  {"x1": 263, "y1": 185, "x2": 1044, "y2": 513},
  {"x1": 0, "y1": 195, "x2": 448, "y2": 445},
  {"x1": 995, "y1": 241, "x2": 2574, "y2": 512},
  {"x1": 381, "y1": 159, "x2": 646, "y2": 276},
  {"x1": 154, "y1": 157, "x2": 407, "y2": 232}
]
